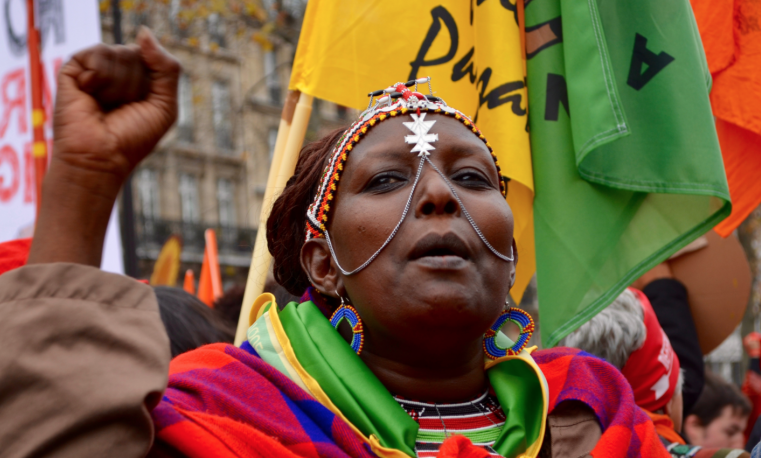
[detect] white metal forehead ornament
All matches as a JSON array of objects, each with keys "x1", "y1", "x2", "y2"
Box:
[
  {"x1": 404, "y1": 113, "x2": 438, "y2": 157},
  {"x1": 306, "y1": 77, "x2": 514, "y2": 276}
]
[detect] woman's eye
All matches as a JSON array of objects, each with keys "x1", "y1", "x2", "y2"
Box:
[
  {"x1": 365, "y1": 173, "x2": 407, "y2": 192},
  {"x1": 453, "y1": 170, "x2": 492, "y2": 188}
]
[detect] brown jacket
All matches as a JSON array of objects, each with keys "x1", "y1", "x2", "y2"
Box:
[{"x1": 0, "y1": 263, "x2": 600, "y2": 458}]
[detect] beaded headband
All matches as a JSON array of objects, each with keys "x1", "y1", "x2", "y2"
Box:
[
  {"x1": 306, "y1": 78, "x2": 505, "y2": 242},
  {"x1": 305, "y1": 78, "x2": 513, "y2": 275}
]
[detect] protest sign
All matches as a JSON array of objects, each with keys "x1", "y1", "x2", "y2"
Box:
[{"x1": 0, "y1": 0, "x2": 123, "y2": 273}]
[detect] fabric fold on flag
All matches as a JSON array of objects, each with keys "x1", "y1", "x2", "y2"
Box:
[{"x1": 525, "y1": 0, "x2": 731, "y2": 346}]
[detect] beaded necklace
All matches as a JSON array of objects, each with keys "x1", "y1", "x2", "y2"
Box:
[{"x1": 394, "y1": 390, "x2": 506, "y2": 458}]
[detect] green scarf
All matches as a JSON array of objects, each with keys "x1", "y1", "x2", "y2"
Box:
[{"x1": 247, "y1": 299, "x2": 548, "y2": 458}]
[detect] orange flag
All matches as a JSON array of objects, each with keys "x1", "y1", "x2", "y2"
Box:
[
  {"x1": 691, "y1": 0, "x2": 761, "y2": 236},
  {"x1": 183, "y1": 269, "x2": 196, "y2": 295},
  {"x1": 197, "y1": 229, "x2": 222, "y2": 307}
]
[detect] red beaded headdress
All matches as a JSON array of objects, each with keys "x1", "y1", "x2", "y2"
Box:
[{"x1": 305, "y1": 78, "x2": 506, "y2": 242}]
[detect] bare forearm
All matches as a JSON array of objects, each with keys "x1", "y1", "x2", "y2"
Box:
[
  {"x1": 27, "y1": 159, "x2": 122, "y2": 266},
  {"x1": 27, "y1": 28, "x2": 178, "y2": 267}
]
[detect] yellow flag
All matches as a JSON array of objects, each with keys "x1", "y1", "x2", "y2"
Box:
[
  {"x1": 290, "y1": 0, "x2": 534, "y2": 301},
  {"x1": 150, "y1": 235, "x2": 182, "y2": 286}
]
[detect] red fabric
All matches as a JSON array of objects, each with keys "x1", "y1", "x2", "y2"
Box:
[
  {"x1": 151, "y1": 343, "x2": 378, "y2": 458},
  {"x1": 436, "y1": 436, "x2": 491, "y2": 458},
  {"x1": 0, "y1": 238, "x2": 31, "y2": 276},
  {"x1": 621, "y1": 288, "x2": 681, "y2": 412},
  {"x1": 742, "y1": 332, "x2": 761, "y2": 442},
  {"x1": 742, "y1": 370, "x2": 761, "y2": 442},
  {"x1": 744, "y1": 332, "x2": 761, "y2": 358}
]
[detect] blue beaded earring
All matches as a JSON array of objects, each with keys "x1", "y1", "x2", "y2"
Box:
[
  {"x1": 483, "y1": 306, "x2": 535, "y2": 360},
  {"x1": 329, "y1": 293, "x2": 364, "y2": 355}
]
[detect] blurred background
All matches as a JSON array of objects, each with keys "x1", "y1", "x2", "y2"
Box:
[{"x1": 98, "y1": 0, "x2": 353, "y2": 289}]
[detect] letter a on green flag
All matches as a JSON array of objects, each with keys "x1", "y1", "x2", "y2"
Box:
[{"x1": 525, "y1": 0, "x2": 731, "y2": 346}]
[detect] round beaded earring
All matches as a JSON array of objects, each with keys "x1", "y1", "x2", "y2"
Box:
[{"x1": 483, "y1": 307, "x2": 535, "y2": 360}]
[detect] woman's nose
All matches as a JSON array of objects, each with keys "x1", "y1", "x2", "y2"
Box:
[{"x1": 415, "y1": 170, "x2": 461, "y2": 217}]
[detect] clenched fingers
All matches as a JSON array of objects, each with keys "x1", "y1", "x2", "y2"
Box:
[{"x1": 70, "y1": 43, "x2": 151, "y2": 109}]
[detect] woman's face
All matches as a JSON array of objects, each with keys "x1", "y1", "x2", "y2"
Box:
[{"x1": 305, "y1": 114, "x2": 515, "y2": 363}]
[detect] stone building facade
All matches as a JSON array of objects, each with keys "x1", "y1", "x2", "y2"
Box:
[{"x1": 100, "y1": 2, "x2": 351, "y2": 288}]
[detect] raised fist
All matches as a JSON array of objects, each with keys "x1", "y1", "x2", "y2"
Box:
[
  {"x1": 28, "y1": 28, "x2": 181, "y2": 266},
  {"x1": 52, "y1": 27, "x2": 180, "y2": 186}
]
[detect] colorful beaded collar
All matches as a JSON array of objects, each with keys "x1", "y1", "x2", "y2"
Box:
[{"x1": 305, "y1": 78, "x2": 506, "y2": 243}]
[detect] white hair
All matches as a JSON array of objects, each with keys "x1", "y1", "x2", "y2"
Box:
[{"x1": 559, "y1": 289, "x2": 647, "y2": 370}]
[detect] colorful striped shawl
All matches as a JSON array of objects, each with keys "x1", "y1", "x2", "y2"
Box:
[
  {"x1": 249, "y1": 300, "x2": 548, "y2": 457},
  {"x1": 532, "y1": 347, "x2": 671, "y2": 458},
  {"x1": 150, "y1": 300, "x2": 668, "y2": 458}
]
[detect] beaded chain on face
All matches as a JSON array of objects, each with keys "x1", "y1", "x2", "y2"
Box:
[{"x1": 304, "y1": 77, "x2": 514, "y2": 276}]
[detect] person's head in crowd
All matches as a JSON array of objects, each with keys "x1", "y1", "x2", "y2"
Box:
[
  {"x1": 154, "y1": 287, "x2": 235, "y2": 357},
  {"x1": 560, "y1": 288, "x2": 684, "y2": 431},
  {"x1": 683, "y1": 371, "x2": 751, "y2": 449},
  {"x1": 213, "y1": 284, "x2": 245, "y2": 328}
]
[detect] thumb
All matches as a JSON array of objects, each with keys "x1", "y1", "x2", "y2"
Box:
[{"x1": 136, "y1": 27, "x2": 181, "y2": 116}]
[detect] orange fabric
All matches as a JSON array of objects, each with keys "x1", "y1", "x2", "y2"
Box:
[
  {"x1": 197, "y1": 229, "x2": 222, "y2": 307},
  {"x1": 714, "y1": 119, "x2": 761, "y2": 236},
  {"x1": 691, "y1": 0, "x2": 761, "y2": 236},
  {"x1": 197, "y1": 253, "x2": 213, "y2": 307},
  {"x1": 183, "y1": 269, "x2": 195, "y2": 295},
  {"x1": 644, "y1": 410, "x2": 685, "y2": 445},
  {"x1": 708, "y1": 0, "x2": 761, "y2": 136},
  {"x1": 689, "y1": 0, "x2": 734, "y2": 74}
]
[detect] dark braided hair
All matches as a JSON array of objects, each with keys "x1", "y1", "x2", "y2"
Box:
[{"x1": 267, "y1": 127, "x2": 348, "y2": 295}]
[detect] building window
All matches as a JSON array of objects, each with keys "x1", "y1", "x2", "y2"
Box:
[
  {"x1": 264, "y1": 50, "x2": 281, "y2": 104},
  {"x1": 169, "y1": 0, "x2": 188, "y2": 39},
  {"x1": 208, "y1": 13, "x2": 226, "y2": 48},
  {"x1": 217, "y1": 178, "x2": 236, "y2": 228},
  {"x1": 212, "y1": 80, "x2": 233, "y2": 151},
  {"x1": 132, "y1": 8, "x2": 150, "y2": 29},
  {"x1": 178, "y1": 173, "x2": 200, "y2": 223},
  {"x1": 268, "y1": 128, "x2": 278, "y2": 161},
  {"x1": 137, "y1": 168, "x2": 160, "y2": 219},
  {"x1": 177, "y1": 73, "x2": 194, "y2": 142}
]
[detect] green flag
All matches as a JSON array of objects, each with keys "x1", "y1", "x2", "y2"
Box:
[{"x1": 525, "y1": 0, "x2": 731, "y2": 346}]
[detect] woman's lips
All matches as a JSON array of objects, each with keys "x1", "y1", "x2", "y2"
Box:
[
  {"x1": 408, "y1": 232, "x2": 472, "y2": 261},
  {"x1": 413, "y1": 255, "x2": 469, "y2": 270}
]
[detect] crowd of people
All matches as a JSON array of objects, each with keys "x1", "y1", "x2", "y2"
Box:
[{"x1": 1, "y1": 28, "x2": 760, "y2": 458}]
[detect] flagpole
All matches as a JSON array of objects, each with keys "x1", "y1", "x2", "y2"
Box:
[
  {"x1": 235, "y1": 91, "x2": 313, "y2": 344},
  {"x1": 26, "y1": 0, "x2": 46, "y2": 216}
]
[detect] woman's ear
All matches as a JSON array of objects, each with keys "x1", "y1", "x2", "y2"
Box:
[
  {"x1": 682, "y1": 414, "x2": 703, "y2": 445},
  {"x1": 300, "y1": 238, "x2": 341, "y2": 296}
]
